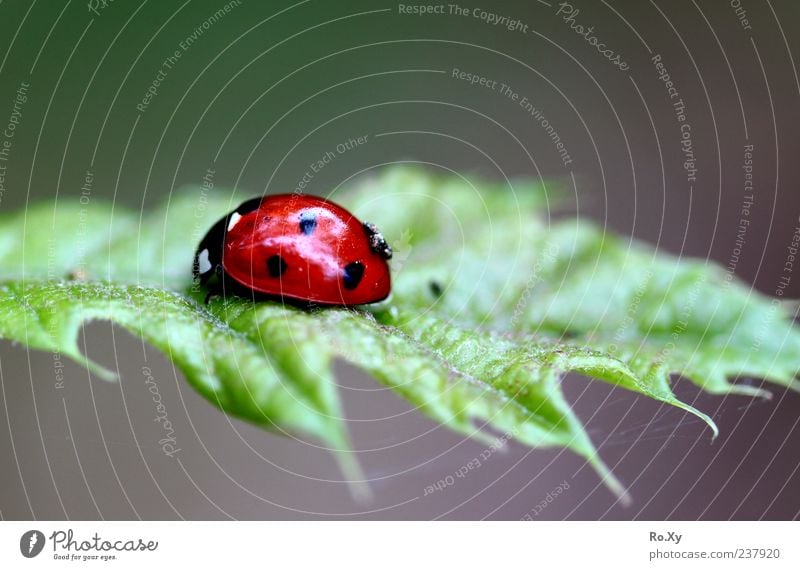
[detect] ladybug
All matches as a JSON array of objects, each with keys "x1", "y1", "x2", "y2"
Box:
[{"x1": 193, "y1": 193, "x2": 392, "y2": 305}]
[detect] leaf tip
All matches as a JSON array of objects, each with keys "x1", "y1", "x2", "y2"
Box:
[
  {"x1": 616, "y1": 488, "x2": 634, "y2": 508},
  {"x1": 726, "y1": 383, "x2": 773, "y2": 400},
  {"x1": 707, "y1": 422, "x2": 720, "y2": 442},
  {"x1": 672, "y1": 402, "x2": 719, "y2": 441},
  {"x1": 331, "y1": 447, "x2": 373, "y2": 505},
  {"x1": 66, "y1": 350, "x2": 117, "y2": 382},
  {"x1": 585, "y1": 452, "x2": 632, "y2": 506}
]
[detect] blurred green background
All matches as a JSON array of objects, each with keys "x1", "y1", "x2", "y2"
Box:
[{"x1": 1, "y1": 0, "x2": 799, "y2": 520}]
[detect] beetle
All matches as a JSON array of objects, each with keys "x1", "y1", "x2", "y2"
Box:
[{"x1": 193, "y1": 193, "x2": 392, "y2": 305}]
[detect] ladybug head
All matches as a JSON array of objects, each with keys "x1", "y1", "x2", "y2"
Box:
[{"x1": 362, "y1": 222, "x2": 392, "y2": 260}]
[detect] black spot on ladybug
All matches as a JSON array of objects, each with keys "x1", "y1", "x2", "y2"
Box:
[
  {"x1": 429, "y1": 280, "x2": 443, "y2": 297},
  {"x1": 299, "y1": 211, "x2": 317, "y2": 235},
  {"x1": 267, "y1": 254, "x2": 288, "y2": 277},
  {"x1": 342, "y1": 261, "x2": 364, "y2": 289}
]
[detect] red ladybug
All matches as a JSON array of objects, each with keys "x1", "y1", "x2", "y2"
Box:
[{"x1": 193, "y1": 194, "x2": 392, "y2": 305}]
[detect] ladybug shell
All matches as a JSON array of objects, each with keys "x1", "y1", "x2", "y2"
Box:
[{"x1": 198, "y1": 194, "x2": 391, "y2": 305}]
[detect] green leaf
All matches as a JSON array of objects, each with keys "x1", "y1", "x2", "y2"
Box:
[{"x1": 0, "y1": 166, "x2": 797, "y2": 503}]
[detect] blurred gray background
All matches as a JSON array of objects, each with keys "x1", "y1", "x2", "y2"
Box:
[{"x1": 0, "y1": 0, "x2": 799, "y2": 520}]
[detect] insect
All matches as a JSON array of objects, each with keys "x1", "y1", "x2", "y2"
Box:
[{"x1": 193, "y1": 193, "x2": 392, "y2": 305}]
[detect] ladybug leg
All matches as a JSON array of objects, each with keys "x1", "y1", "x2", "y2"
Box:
[{"x1": 202, "y1": 265, "x2": 225, "y2": 304}]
